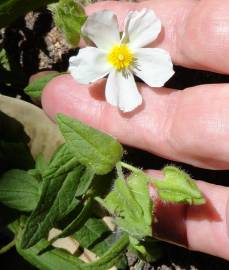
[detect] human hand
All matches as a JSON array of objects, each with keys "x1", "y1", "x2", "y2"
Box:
[{"x1": 42, "y1": 0, "x2": 229, "y2": 260}]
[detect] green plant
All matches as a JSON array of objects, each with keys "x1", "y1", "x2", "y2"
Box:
[{"x1": 0, "y1": 101, "x2": 205, "y2": 269}]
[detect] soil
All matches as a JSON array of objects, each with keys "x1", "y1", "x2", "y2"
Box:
[{"x1": 0, "y1": 8, "x2": 229, "y2": 270}]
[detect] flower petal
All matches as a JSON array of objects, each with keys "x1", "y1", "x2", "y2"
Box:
[
  {"x1": 133, "y1": 48, "x2": 174, "y2": 87},
  {"x1": 105, "y1": 70, "x2": 142, "y2": 112},
  {"x1": 68, "y1": 47, "x2": 111, "y2": 84},
  {"x1": 122, "y1": 9, "x2": 161, "y2": 49},
  {"x1": 82, "y1": 10, "x2": 120, "y2": 51},
  {"x1": 105, "y1": 70, "x2": 119, "y2": 107}
]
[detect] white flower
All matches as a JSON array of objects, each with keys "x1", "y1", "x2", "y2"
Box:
[{"x1": 69, "y1": 9, "x2": 174, "y2": 112}]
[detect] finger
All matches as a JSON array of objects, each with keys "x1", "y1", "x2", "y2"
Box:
[
  {"x1": 42, "y1": 74, "x2": 229, "y2": 170},
  {"x1": 148, "y1": 170, "x2": 229, "y2": 260},
  {"x1": 84, "y1": 0, "x2": 229, "y2": 74}
]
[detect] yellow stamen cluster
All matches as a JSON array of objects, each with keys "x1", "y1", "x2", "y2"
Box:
[{"x1": 107, "y1": 44, "x2": 134, "y2": 70}]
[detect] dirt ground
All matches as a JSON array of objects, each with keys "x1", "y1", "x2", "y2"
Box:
[{"x1": 0, "y1": 9, "x2": 229, "y2": 270}]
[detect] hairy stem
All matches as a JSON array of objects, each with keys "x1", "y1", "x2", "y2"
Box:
[{"x1": 120, "y1": 161, "x2": 142, "y2": 174}]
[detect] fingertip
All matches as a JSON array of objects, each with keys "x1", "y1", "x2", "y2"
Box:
[
  {"x1": 41, "y1": 74, "x2": 61, "y2": 120},
  {"x1": 86, "y1": 0, "x2": 137, "y2": 14},
  {"x1": 86, "y1": 1, "x2": 139, "y2": 27},
  {"x1": 42, "y1": 74, "x2": 79, "y2": 121}
]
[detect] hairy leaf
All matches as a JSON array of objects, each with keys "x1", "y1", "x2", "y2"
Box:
[
  {"x1": 153, "y1": 166, "x2": 205, "y2": 205},
  {"x1": 127, "y1": 173, "x2": 152, "y2": 228},
  {"x1": 50, "y1": 197, "x2": 93, "y2": 244},
  {"x1": 73, "y1": 217, "x2": 110, "y2": 248},
  {"x1": 21, "y1": 145, "x2": 85, "y2": 248},
  {"x1": 97, "y1": 172, "x2": 152, "y2": 240},
  {"x1": 57, "y1": 114, "x2": 123, "y2": 175},
  {"x1": 17, "y1": 218, "x2": 129, "y2": 270},
  {"x1": 75, "y1": 167, "x2": 94, "y2": 197}
]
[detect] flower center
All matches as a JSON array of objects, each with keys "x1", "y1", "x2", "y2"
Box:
[{"x1": 107, "y1": 44, "x2": 134, "y2": 70}]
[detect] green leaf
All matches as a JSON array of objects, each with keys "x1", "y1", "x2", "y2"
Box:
[
  {"x1": 24, "y1": 72, "x2": 61, "y2": 98},
  {"x1": 91, "y1": 232, "x2": 115, "y2": 256},
  {"x1": 0, "y1": 111, "x2": 34, "y2": 173},
  {"x1": 50, "y1": 0, "x2": 87, "y2": 47},
  {"x1": 18, "y1": 235, "x2": 128, "y2": 270},
  {"x1": 75, "y1": 167, "x2": 94, "y2": 197},
  {"x1": 21, "y1": 145, "x2": 85, "y2": 249},
  {"x1": 73, "y1": 217, "x2": 110, "y2": 248},
  {"x1": 127, "y1": 172, "x2": 152, "y2": 229},
  {"x1": 97, "y1": 172, "x2": 152, "y2": 240},
  {"x1": 57, "y1": 114, "x2": 123, "y2": 175},
  {"x1": 83, "y1": 234, "x2": 129, "y2": 270},
  {"x1": 55, "y1": 169, "x2": 95, "y2": 231},
  {"x1": 17, "y1": 217, "x2": 129, "y2": 270},
  {"x1": 153, "y1": 166, "x2": 205, "y2": 205},
  {"x1": 0, "y1": 169, "x2": 40, "y2": 212},
  {"x1": 50, "y1": 197, "x2": 93, "y2": 243},
  {"x1": 91, "y1": 232, "x2": 128, "y2": 270},
  {"x1": 17, "y1": 235, "x2": 84, "y2": 270}
]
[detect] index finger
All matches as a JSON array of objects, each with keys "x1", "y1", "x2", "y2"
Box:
[{"x1": 85, "y1": 0, "x2": 229, "y2": 74}]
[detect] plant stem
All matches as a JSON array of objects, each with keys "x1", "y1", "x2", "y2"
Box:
[
  {"x1": 116, "y1": 162, "x2": 124, "y2": 179},
  {"x1": 0, "y1": 238, "x2": 16, "y2": 254},
  {"x1": 120, "y1": 162, "x2": 142, "y2": 174}
]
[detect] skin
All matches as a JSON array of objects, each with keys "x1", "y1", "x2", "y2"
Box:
[{"x1": 41, "y1": 0, "x2": 229, "y2": 260}]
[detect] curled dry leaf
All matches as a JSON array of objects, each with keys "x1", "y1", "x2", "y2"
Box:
[{"x1": 0, "y1": 94, "x2": 64, "y2": 161}]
